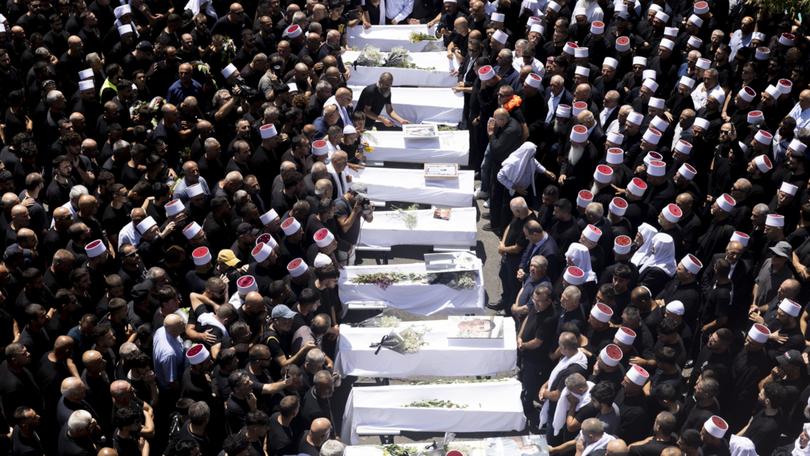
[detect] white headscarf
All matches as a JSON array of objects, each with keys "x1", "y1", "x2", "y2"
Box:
[
  {"x1": 639, "y1": 233, "x2": 677, "y2": 276},
  {"x1": 566, "y1": 242, "x2": 596, "y2": 282},
  {"x1": 730, "y1": 435, "x2": 757, "y2": 456},
  {"x1": 630, "y1": 223, "x2": 659, "y2": 267},
  {"x1": 184, "y1": 0, "x2": 218, "y2": 19},
  {"x1": 792, "y1": 423, "x2": 810, "y2": 456}
]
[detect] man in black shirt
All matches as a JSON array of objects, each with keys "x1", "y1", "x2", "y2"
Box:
[
  {"x1": 629, "y1": 411, "x2": 679, "y2": 456},
  {"x1": 494, "y1": 197, "x2": 537, "y2": 313},
  {"x1": 517, "y1": 285, "x2": 556, "y2": 430},
  {"x1": 10, "y1": 407, "x2": 43, "y2": 456},
  {"x1": 299, "y1": 370, "x2": 334, "y2": 430},
  {"x1": 355, "y1": 73, "x2": 411, "y2": 130}
]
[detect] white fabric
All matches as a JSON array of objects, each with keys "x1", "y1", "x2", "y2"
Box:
[
  {"x1": 341, "y1": 379, "x2": 525, "y2": 443},
  {"x1": 497, "y1": 142, "x2": 547, "y2": 196},
  {"x1": 362, "y1": 130, "x2": 469, "y2": 165},
  {"x1": 347, "y1": 25, "x2": 444, "y2": 52},
  {"x1": 350, "y1": 85, "x2": 463, "y2": 124},
  {"x1": 552, "y1": 382, "x2": 593, "y2": 436},
  {"x1": 358, "y1": 207, "x2": 477, "y2": 248},
  {"x1": 791, "y1": 423, "x2": 810, "y2": 456},
  {"x1": 565, "y1": 243, "x2": 596, "y2": 282},
  {"x1": 350, "y1": 166, "x2": 474, "y2": 207},
  {"x1": 338, "y1": 261, "x2": 485, "y2": 316},
  {"x1": 630, "y1": 223, "x2": 659, "y2": 267},
  {"x1": 197, "y1": 312, "x2": 229, "y2": 337},
  {"x1": 582, "y1": 432, "x2": 616, "y2": 456},
  {"x1": 539, "y1": 350, "x2": 588, "y2": 427},
  {"x1": 344, "y1": 51, "x2": 458, "y2": 87},
  {"x1": 184, "y1": 0, "x2": 217, "y2": 18},
  {"x1": 730, "y1": 435, "x2": 758, "y2": 456},
  {"x1": 639, "y1": 233, "x2": 676, "y2": 276},
  {"x1": 327, "y1": 163, "x2": 350, "y2": 197},
  {"x1": 335, "y1": 318, "x2": 514, "y2": 377}
]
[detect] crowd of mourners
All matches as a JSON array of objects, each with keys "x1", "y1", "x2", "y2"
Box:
[{"x1": 0, "y1": 0, "x2": 807, "y2": 455}]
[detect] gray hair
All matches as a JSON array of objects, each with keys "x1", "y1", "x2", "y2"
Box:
[
  {"x1": 530, "y1": 255, "x2": 548, "y2": 268},
  {"x1": 510, "y1": 197, "x2": 528, "y2": 211},
  {"x1": 146, "y1": 267, "x2": 166, "y2": 281},
  {"x1": 320, "y1": 440, "x2": 346, "y2": 456},
  {"x1": 46, "y1": 90, "x2": 64, "y2": 105},
  {"x1": 563, "y1": 285, "x2": 582, "y2": 303},
  {"x1": 564, "y1": 372, "x2": 587, "y2": 390},
  {"x1": 112, "y1": 139, "x2": 131, "y2": 153},
  {"x1": 67, "y1": 410, "x2": 93, "y2": 434},
  {"x1": 69, "y1": 185, "x2": 89, "y2": 201},
  {"x1": 585, "y1": 202, "x2": 604, "y2": 218},
  {"x1": 204, "y1": 137, "x2": 220, "y2": 150},
  {"x1": 306, "y1": 348, "x2": 326, "y2": 365}
]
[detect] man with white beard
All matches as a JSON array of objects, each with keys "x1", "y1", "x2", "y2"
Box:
[
  {"x1": 559, "y1": 124, "x2": 597, "y2": 199},
  {"x1": 486, "y1": 108, "x2": 524, "y2": 233}
]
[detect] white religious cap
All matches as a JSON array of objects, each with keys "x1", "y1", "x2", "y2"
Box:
[
  {"x1": 730, "y1": 231, "x2": 750, "y2": 246},
  {"x1": 547, "y1": 1, "x2": 561, "y2": 11},
  {"x1": 136, "y1": 216, "x2": 157, "y2": 234},
  {"x1": 186, "y1": 183, "x2": 205, "y2": 198},
  {"x1": 164, "y1": 199, "x2": 185, "y2": 217},
  {"x1": 183, "y1": 222, "x2": 202, "y2": 240},
  {"x1": 573, "y1": 6, "x2": 587, "y2": 16},
  {"x1": 679, "y1": 76, "x2": 696, "y2": 89},
  {"x1": 605, "y1": 147, "x2": 624, "y2": 165},
  {"x1": 789, "y1": 139, "x2": 807, "y2": 154},
  {"x1": 627, "y1": 177, "x2": 648, "y2": 197},
  {"x1": 633, "y1": 56, "x2": 647, "y2": 67},
  {"x1": 583, "y1": 224, "x2": 602, "y2": 242},
  {"x1": 614, "y1": 234, "x2": 632, "y2": 254},
  {"x1": 626, "y1": 364, "x2": 650, "y2": 386},
  {"x1": 577, "y1": 190, "x2": 593, "y2": 207},
  {"x1": 693, "y1": 117, "x2": 710, "y2": 130},
  {"x1": 478, "y1": 65, "x2": 496, "y2": 81},
  {"x1": 666, "y1": 300, "x2": 685, "y2": 316},
  {"x1": 607, "y1": 131, "x2": 624, "y2": 145},
  {"x1": 610, "y1": 198, "x2": 628, "y2": 217},
  {"x1": 574, "y1": 47, "x2": 589, "y2": 58},
  {"x1": 766, "y1": 213, "x2": 785, "y2": 228},
  {"x1": 694, "y1": 0, "x2": 710, "y2": 13},
  {"x1": 221, "y1": 65, "x2": 241, "y2": 82},
  {"x1": 779, "y1": 298, "x2": 801, "y2": 317},
  {"x1": 525, "y1": 73, "x2": 542, "y2": 89},
  {"x1": 643, "y1": 128, "x2": 662, "y2": 145},
  {"x1": 492, "y1": 29, "x2": 508, "y2": 44},
  {"x1": 680, "y1": 254, "x2": 703, "y2": 274},
  {"x1": 575, "y1": 66, "x2": 590, "y2": 78},
  {"x1": 563, "y1": 41, "x2": 578, "y2": 55},
  {"x1": 282, "y1": 217, "x2": 302, "y2": 235},
  {"x1": 255, "y1": 233, "x2": 278, "y2": 249},
  {"x1": 647, "y1": 159, "x2": 667, "y2": 177},
  {"x1": 593, "y1": 164, "x2": 613, "y2": 184},
  {"x1": 260, "y1": 124, "x2": 278, "y2": 139},
  {"x1": 678, "y1": 163, "x2": 697, "y2": 181},
  {"x1": 572, "y1": 101, "x2": 588, "y2": 116},
  {"x1": 752, "y1": 31, "x2": 766, "y2": 41},
  {"x1": 491, "y1": 12, "x2": 505, "y2": 21},
  {"x1": 284, "y1": 24, "x2": 303, "y2": 38},
  {"x1": 527, "y1": 15, "x2": 543, "y2": 27},
  {"x1": 662, "y1": 203, "x2": 682, "y2": 223},
  {"x1": 778, "y1": 78, "x2": 793, "y2": 95},
  {"x1": 236, "y1": 275, "x2": 258, "y2": 294},
  {"x1": 590, "y1": 302, "x2": 614, "y2": 323},
  {"x1": 747, "y1": 110, "x2": 764, "y2": 125},
  {"x1": 342, "y1": 125, "x2": 357, "y2": 136},
  {"x1": 695, "y1": 56, "x2": 711, "y2": 69},
  {"x1": 674, "y1": 140, "x2": 693, "y2": 155},
  {"x1": 659, "y1": 38, "x2": 675, "y2": 51},
  {"x1": 615, "y1": 326, "x2": 636, "y2": 345},
  {"x1": 287, "y1": 258, "x2": 309, "y2": 277},
  {"x1": 688, "y1": 14, "x2": 704, "y2": 27},
  {"x1": 186, "y1": 344, "x2": 210, "y2": 365},
  {"x1": 85, "y1": 239, "x2": 106, "y2": 258},
  {"x1": 191, "y1": 246, "x2": 211, "y2": 266},
  {"x1": 747, "y1": 323, "x2": 771, "y2": 343},
  {"x1": 703, "y1": 416, "x2": 729, "y2": 439},
  {"x1": 655, "y1": 10, "x2": 670, "y2": 22},
  {"x1": 251, "y1": 242, "x2": 274, "y2": 263},
  {"x1": 753, "y1": 154, "x2": 773, "y2": 173},
  {"x1": 78, "y1": 69, "x2": 94, "y2": 80},
  {"x1": 627, "y1": 111, "x2": 644, "y2": 126},
  {"x1": 314, "y1": 253, "x2": 332, "y2": 268},
  {"x1": 311, "y1": 139, "x2": 329, "y2": 157},
  {"x1": 603, "y1": 57, "x2": 618, "y2": 69},
  {"x1": 649, "y1": 116, "x2": 668, "y2": 133},
  {"x1": 314, "y1": 228, "x2": 336, "y2": 248},
  {"x1": 643, "y1": 69, "x2": 657, "y2": 81},
  {"x1": 78, "y1": 79, "x2": 95, "y2": 91},
  {"x1": 563, "y1": 266, "x2": 586, "y2": 285},
  {"x1": 556, "y1": 104, "x2": 571, "y2": 118},
  {"x1": 643, "y1": 151, "x2": 663, "y2": 166},
  {"x1": 114, "y1": 4, "x2": 132, "y2": 18},
  {"x1": 716, "y1": 193, "x2": 736, "y2": 212},
  {"x1": 530, "y1": 23, "x2": 544, "y2": 34},
  {"x1": 738, "y1": 86, "x2": 756, "y2": 102},
  {"x1": 755, "y1": 46, "x2": 770, "y2": 60},
  {"x1": 118, "y1": 24, "x2": 134, "y2": 36},
  {"x1": 780, "y1": 181, "x2": 798, "y2": 196},
  {"x1": 600, "y1": 344, "x2": 623, "y2": 367},
  {"x1": 590, "y1": 21, "x2": 605, "y2": 35},
  {"x1": 570, "y1": 124, "x2": 589, "y2": 143},
  {"x1": 779, "y1": 32, "x2": 796, "y2": 46},
  {"x1": 256, "y1": 209, "x2": 279, "y2": 228},
  {"x1": 615, "y1": 36, "x2": 631, "y2": 52}
]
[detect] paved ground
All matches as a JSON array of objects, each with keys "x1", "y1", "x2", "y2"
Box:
[{"x1": 337, "y1": 194, "x2": 521, "y2": 446}]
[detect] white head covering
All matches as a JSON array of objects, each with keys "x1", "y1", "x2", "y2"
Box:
[
  {"x1": 639, "y1": 233, "x2": 677, "y2": 276},
  {"x1": 565, "y1": 242, "x2": 596, "y2": 282},
  {"x1": 631, "y1": 223, "x2": 659, "y2": 267}
]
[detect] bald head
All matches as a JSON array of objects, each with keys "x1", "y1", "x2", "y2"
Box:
[
  {"x1": 97, "y1": 448, "x2": 119, "y2": 456},
  {"x1": 61, "y1": 377, "x2": 87, "y2": 401},
  {"x1": 110, "y1": 380, "x2": 131, "y2": 397},
  {"x1": 82, "y1": 349, "x2": 103, "y2": 366}
]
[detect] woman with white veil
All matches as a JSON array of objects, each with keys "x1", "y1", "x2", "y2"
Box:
[
  {"x1": 630, "y1": 223, "x2": 659, "y2": 268},
  {"x1": 563, "y1": 242, "x2": 598, "y2": 305},
  {"x1": 638, "y1": 233, "x2": 677, "y2": 296}
]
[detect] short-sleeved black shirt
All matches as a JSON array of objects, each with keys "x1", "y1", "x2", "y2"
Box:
[{"x1": 355, "y1": 83, "x2": 391, "y2": 129}]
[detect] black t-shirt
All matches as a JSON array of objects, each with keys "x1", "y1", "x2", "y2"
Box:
[
  {"x1": 225, "y1": 395, "x2": 251, "y2": 435},
  {"x1": 266, "y1": 412, "x2": 297, "y2": 456},
  {"x1": 11, "y1": 426, "x2": 42, "y2": 456},
  {"x1": 355, "y1": 84, "x2": 392, "y2": 129},
  {"x1": 57, "y1": 424, "x2": 95, "y2": 456},
  {"x1": 296, "y1": 431, "x2": 320, "y2": 456},
  {"x1": 334, "y1": 197, "x2": 362, "y2": 246},
  {"x1": 628, "y1": 438, "x2": 677, "y2": 456},
  {"x1": 112, "y1": 432, "x2": 140, "y2": 456},
  {"x1": 520, "y1": 305, "x2": 557, "y2": 363}
]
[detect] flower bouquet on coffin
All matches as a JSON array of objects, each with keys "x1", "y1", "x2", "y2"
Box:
[{"x1": 370, "y1": 325, "x2": 429, "y2": 354}]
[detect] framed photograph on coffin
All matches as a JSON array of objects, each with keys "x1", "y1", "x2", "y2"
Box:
[
  {"x1": 447, "y1": 316, "x2": 503, "y2": 339},
  {"x1": 402, "y1": 123, "x2": 439, "y2": 139},
  {"x1": 424, "y1": 163, "x2": 459, "y2": 179}
]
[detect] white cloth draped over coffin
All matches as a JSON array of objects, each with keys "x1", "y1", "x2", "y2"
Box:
[
  {"x1": 344, "y1": 51, "x2": 459, "y2": 87},
  {"x1": 362, "y1": 130, "x2": 469, "y2": 165},
  {"x1": 341, "y1": 379, "x2": 526, "y2": 443},
  {"x1": 358, "y1": 207, "x2": 477, "y2": 248},
  {"x1": 347, "y1": 24, "x2": 445, "y2": 52},
  {"x1": 349, "y1": 166, "x2": 474, "y2": 207},
  {"x1": 349, "y1": 86, "x2": 463, "y2": 124},
  {"x1": 335, "y1": 319, "x2": 515, "y2": 378}
]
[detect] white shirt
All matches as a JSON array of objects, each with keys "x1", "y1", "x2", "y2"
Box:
[
  {"x1": 691, "y1": 82, "x2": 725, "y2": 110},
  {"x1": 787, "y1": 102, "x2": 810, "y2": 136},
  {"x1": 384, "y1": 0, "x2": 414, "y2": 23},
  {"x1": 570, "y1": 0, "x2": 604, "y2": 21},
  {"x1": 599, "y1": 106, "x2": 615, "y2": 128},
  {"x1": 546, "y1": 91, "x2": 562, "y2": 124},
  {"x1": 152, "y1": 326, "x2": 185, "y2": 389},
  {"x1": 324, "y1": 95, "x2": 352, "y2": 126},
  {"x1": 728, "y1": 29, "x2": 752, "y2": 62},
  {"x1": 117, "y1": 222, "x2": 141, "y2": 249}
]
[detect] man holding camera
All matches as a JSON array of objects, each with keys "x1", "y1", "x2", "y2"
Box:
[{"x1": 334, "y1": 182, "x2": 374, "y2": 266}]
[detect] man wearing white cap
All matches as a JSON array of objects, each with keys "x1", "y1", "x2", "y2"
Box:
[
  {"x1": 559, "y1": 124, "x2": 596, "y2": 194},
  {"x1": 695, "y1": 194, "x2": 737, "y2": 264},
  {"x1": 619, "y1": 364, "x2": 652, "y2": 442}
]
